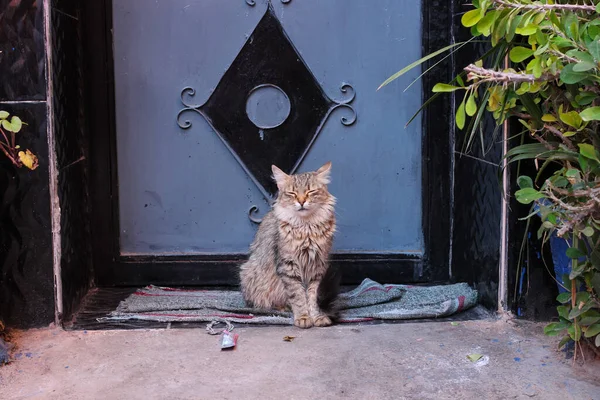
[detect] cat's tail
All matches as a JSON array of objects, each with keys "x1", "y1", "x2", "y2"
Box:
[{"x1": 317, "y1": 264, "x2": 342, "y2": 318}]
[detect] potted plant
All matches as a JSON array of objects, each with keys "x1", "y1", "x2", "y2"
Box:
[{"x1": 380, "y1": 0, "x2": 600, "y2": 357}]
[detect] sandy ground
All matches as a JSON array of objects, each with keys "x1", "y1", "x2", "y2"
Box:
[{"x1": 0, "y1": 319, "x2": 598, "y2": 400}]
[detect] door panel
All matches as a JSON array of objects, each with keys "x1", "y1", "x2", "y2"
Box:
[{"x1": 112, "y1": 0, "x2": 423, "y2": 256}]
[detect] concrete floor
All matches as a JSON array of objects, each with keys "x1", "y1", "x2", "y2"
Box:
[{"x1": 0, "y1": 319, "x2": 598, "y2": 400}]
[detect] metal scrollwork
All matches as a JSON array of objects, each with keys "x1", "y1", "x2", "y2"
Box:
[
  {"x1": 177, "y1": 87, "x2": 205, "y2": 130},
  {"x1": 177, "y1": 5, "x2": 356, "y2": 225},
  {"x1": 246, "y1": 0, "x2": 291, "y2": 5},
  {"x1": 330, "y1": 83, "x2": 357, "y2": 126},
  {"x1": 248, "y1": 205, "x2": 263, "y2": 224}
]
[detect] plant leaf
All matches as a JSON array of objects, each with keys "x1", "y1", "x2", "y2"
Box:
[
  {"x1": 559, "y1": 110, "x2": 582, "y2": 129},
  {"x1": 556, "y1": 292, "x2": 571, "y2": 304},
  {"x1": 517, "y1": 175, "x2": 533, "y2": 189},
  {"x1": 582, "y1": 226, "x2": 594, "y2": 237},
  {"x1": 544, "y1": 321, "x2": 569, "y2": 336},
  {"x1": 576, "y1": 92, "x2": 597, "y2": 106},
  {"x1": 560, "y1": 64, "x2": 588, "y2": 84},
  {"x1": 466, "y1": 92, "x2": 477, "y2": 116},
  {"x1": 476, "y1": 11, "x2": 496, "y2": 36},
  {"x1": 568, "y1": 323, "x2": 582, "y2": 341},
  {"x1": 1, "y1": 119, "x2": 13, "y2": 132},
  {"x1": 462, "y1": 9, "x2": 483, "y2": 28},
  {"x1": 432, "y1": 83, "x2": 463, "y2": 93},
  {"x1": 456, "y1": 98, "x2": 466, "y2": 130},
  {"x1": 378, "y1": 42, "x2": 470, "y2": 90},
  {"x1": 509, "y1": 46, "x2": 534, "y2": 63},
  {"x1": 580, "y1": 106, "x2": 600, "y2": 121},
  {"x1": 18, "y1": 149, "x2": 39, "y2": 170},
  {"x1": 566, "y1": 247, "x2": 585, "y2": 259},
  {"x1": 558, "y1": 335, "x2": 572, "y2": 349},
  {"x1": 515, "y1": 188, "x2": 544, "y2": 204},
  {"x1": 578, "y1": 143, "x2": 600, "y2": 162},
  {"x1": 530, "y1": 57, "x2": 542, "y2": 78},
  {"x1": 0, "y1": 111, "x2": 8, "y2": 120},
  {"x1": 580, "y1": 310, "x2": 600, "y2": 326},
  {"x1": 493, "y1": 11, "x2": 510, "y2": 46},
  {"x1": 572, "y1": 61, "x2": 597, "y2": 72},
  {"x1": 584, "y1": 324, "x2": 600, "y2": 338},
  {"x1": 516, "y1": 24, "x2": 537, "y2": 36},
  {"x1": 557, "y1": 305, "x2": 570, "y2": 320},
  {"x1": 9, "y1": 116, "x2": 22, "y2": 133},
  {"x1": 588, "y1": 38, "x2": 600, "y2": 61}
]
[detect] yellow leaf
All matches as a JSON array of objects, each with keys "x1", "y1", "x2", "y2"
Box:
[
  {"x1": 18, "y1": 149, "x2": 39, "y2": 170},
  {"x1": 542, "y1": 114, "x2": 557, "y2": 122}
]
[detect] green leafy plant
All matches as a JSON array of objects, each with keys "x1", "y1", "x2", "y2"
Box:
[
  {"x1": 380, "y1": 0, "x2": 600, "y2": 357},
  {"x1": 0, "y1": 111, "x2": 38, "y2": 170}
]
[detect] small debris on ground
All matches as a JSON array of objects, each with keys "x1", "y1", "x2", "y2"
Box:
[
  {"x1": 283, "y1": 336, "x2": 296, "y2": 342},
  {"x1": 450, "y1": 322, "x2": 459, "y2": 326},
  {"x1": 467, "y1": 353, "x2": 490, "y2": 366},
  {"x1": 220, "y1": 331, "x2": 238, "y2": 351}
]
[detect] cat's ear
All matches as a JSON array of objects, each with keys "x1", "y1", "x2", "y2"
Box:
[
  {"x1": 271, "y1": 165, "x2": 289, "y2": 188},
  {"x1": 316, "y1": 161, "x2": 332, "y2": 185}
]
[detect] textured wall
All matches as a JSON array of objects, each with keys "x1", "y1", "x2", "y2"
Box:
[
  {"x1": 449, "y1": 1, "x2": 501, "y2": 309},
  {"x1": 50, "y1": 0, "x2": 94, "y2": 323},
  {"x1": 0, "y1": 0, "x2": 54, "y2": 328}
]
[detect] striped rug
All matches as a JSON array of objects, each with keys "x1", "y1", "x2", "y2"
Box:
[{"x1": 99, "y1": 279, "x2": 478, "y2": 325}]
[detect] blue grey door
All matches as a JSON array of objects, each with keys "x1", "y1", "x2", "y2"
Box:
[{"x1": 97, "y1": 0, "x2": 450, "y2": 285}]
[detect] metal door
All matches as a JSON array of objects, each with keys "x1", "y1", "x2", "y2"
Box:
[{"x1": 89, "y1": 0, "x2": 452, "y2": 285}]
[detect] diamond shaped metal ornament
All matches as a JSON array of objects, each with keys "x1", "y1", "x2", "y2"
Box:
[{"x1": 177, "y1": 3, "x2": 356, "y2": 204}]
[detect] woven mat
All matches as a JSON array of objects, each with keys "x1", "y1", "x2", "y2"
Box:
[{"x1": 99, "y1": 279, "x2": 478, "y2": 325}]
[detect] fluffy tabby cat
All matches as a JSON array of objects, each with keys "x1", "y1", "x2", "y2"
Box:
[{"x1": 239, "y1": 162, "x2": 339, "y2": 328}]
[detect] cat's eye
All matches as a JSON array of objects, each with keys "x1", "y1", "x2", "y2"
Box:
[
  {"x1": 307, "y1": 190, "x2": 318, "y2": 196},
  {"x1": 285, "y1": 192, "x2": 296, "y2": 197}
]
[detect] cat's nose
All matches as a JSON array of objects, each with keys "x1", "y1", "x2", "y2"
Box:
[{"x1": 297, "y1": 198, "x2": 306, "y2": 206}]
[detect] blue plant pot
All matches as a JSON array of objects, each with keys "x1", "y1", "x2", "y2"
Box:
[
  {"x1": 535, "y1": 200, "x2": 585, "y2": 294},
  {"x1": 549, "y1": 232, "x2": 571, "y2": 294}
]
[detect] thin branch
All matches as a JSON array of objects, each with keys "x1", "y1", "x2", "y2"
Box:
[
  {"x1": 531, "y1": 133, "x2": 555, "y2": 151},
  {"x1": 548, "y1": 49, "x2": 580, "y2": 64},
  {"x1": 464, "y1": 64, "x2": 558, "y2": 84},
  {"x1": 0, "y1": 127, "x2": 10, "y2": 148},
  {"x1": 550, "y1": 185, "x2": 600, "y2": 199},
  {"x1": 0, "y1": 141, "x2": 19, "y2": 167},
  {"x1": 543, "y1": 124, "x2": 577, "y2": 151},
  {"x1": 510, "y1": 111, "x2": 532, "y2": 119},
  {"x1": 494, "y1": 0, "x2": 596, "y2": 12},
  {"x1": 0, "y1": 140, "x2": 13, "y2": 153},
  {"x1": 546, "y1": 182, "x2": 599, "y2": 209}
]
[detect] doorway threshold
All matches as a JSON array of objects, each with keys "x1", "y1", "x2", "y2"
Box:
[{"x1": 67, "y1": 287, "x2": 495, "y2": 331}]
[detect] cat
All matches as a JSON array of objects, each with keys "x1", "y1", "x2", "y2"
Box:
[{"x1": 239, "y1": 162, "x2": 339, "y2": 328}]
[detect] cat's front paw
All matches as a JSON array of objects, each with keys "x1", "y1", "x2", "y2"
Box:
[
  {"x1": 294, "y1": 315, "x2": 313, "y2": 329},
  {"x1": 313, "y1": 314, "x2": 332, "y2": 327}
]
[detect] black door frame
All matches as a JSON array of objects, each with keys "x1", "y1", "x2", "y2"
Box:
[{"x1": 82, "y1": 0, "x2": 453, "y2": 287}]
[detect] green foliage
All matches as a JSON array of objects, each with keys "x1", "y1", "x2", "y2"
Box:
[
  {"x1": 0, "y1": 111, "x2": 38, "y2": 170},
  {"x1": 380, "y1": 0, "x2": 600, "y2": 353}
]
